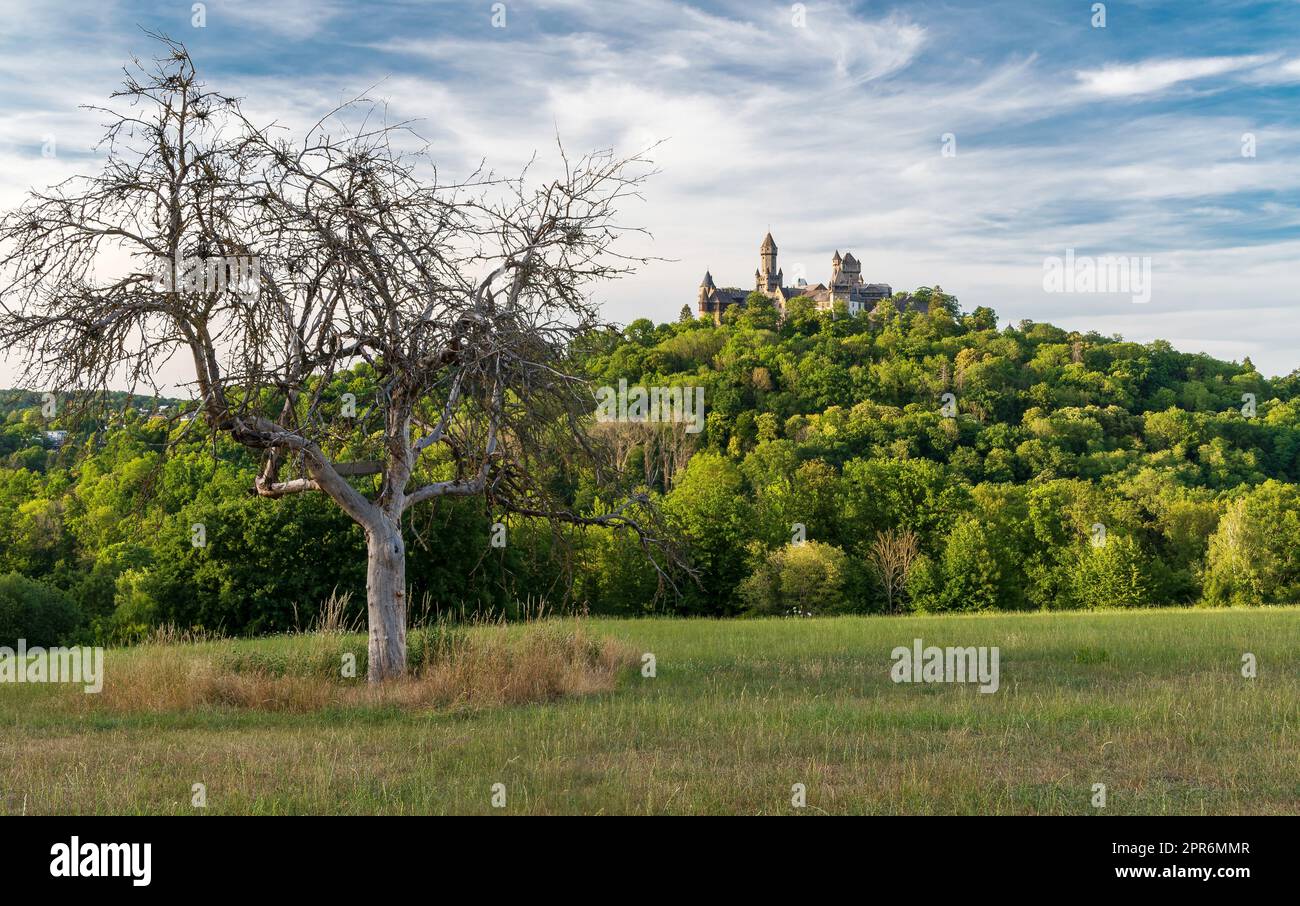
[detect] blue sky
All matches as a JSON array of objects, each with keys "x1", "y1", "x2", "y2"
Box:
[{"x1": 2, "y1": 0, "x2": 1300, "y2": 381}]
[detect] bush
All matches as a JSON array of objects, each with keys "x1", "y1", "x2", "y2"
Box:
[
  {"x1": 905, "y1": 553, "x2": 942, "y2": 612},
  {"x1": 107, "y1": 568, "x2": 161, "y2": 644},
  {"x1": 1070, "y1": 535, "x2": 1154, "y2": 609},
  {"x1": 907, "y1": 518, "x2": 1002, "y2": 612},
  {"x1": 0, "y1": 572, "x2": 82, "y2": 645},
  {"x1": 739, "y1": 541, "x2": 849, "y2": 615}
]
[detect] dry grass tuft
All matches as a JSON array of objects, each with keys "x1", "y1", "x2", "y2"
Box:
[
  {"x1": 312, "y1": 588, "x2": 364, "y2": 635},
  {"x1": 65, "y1": 620, "x2": 636, "y2": 715},
  {"x1": 405, "y1": 623, "x2": 634, "y2": 708}
]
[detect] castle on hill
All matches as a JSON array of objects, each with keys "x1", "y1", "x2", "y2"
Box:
[{"x1": 697, "y1": 232, "x2": 909, "y2": 321}]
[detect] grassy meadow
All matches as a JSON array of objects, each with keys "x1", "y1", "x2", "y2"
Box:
[{"x1": 1, "y1": 607, "x2": 1297, "y2": 815}]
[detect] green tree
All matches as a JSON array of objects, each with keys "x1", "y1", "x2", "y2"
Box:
[
  {"x1": 664, "y1": 453, "x2": 753, "y2": 614},
  {"x1": 1070, "y1": 535, "x2": 1153, "y2": 609},
  {"x1": 1203, "y1": 482, "x2": 1300, "y2": 605},
  {"x1": 936, "y1": 517, "x2": 1002, "y2": 611},
  {"x1": 738, "y1": 541, "x2": 849, "y2": 615},
  {"x1": 0, "y1": 573, "x2": 81, "y2": 645}
]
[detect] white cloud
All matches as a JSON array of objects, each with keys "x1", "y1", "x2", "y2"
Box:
[
  {"x1": 214, "y1": 0, "x2": 346, "y2": 37},
  {"x1": 1242, "y1": 57, "x2": 1300, "y2": 85},
  {"x1": 2, "y1": 2, "x2": 1300, "y2": 385},
  {"x1": 1075, "y1": 55, "x2": 1276, "y2": 97}
]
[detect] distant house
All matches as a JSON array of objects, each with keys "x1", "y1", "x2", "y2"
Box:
[{"x1": 42, "y1": 430, "x2": 69, "y2": 447}]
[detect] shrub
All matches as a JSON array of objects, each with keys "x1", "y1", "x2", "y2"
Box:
[
  {"x1": 106, "y1": 568, "x2": 159, "y2": 644},
  {"x1": 909, "y1": 518, "x2": 1003, "y2": 612},
  {"x1": 1071, "y1": 535, "x2": 1154, "y2": 609},
  {"x1": 0, "y1": 572, "x2": 82, "y2": 645},
  {"x1": 739, "y1": 541, "x2": 849, "y2": 615}
]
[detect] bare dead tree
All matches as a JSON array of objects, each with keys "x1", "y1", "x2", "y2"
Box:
[
  {"x1": 0, "y1": 36, "x2": 683, "y2": 681},
  {"x1": 866, "y1": 528, "x2": 919, "y2": 614},
  {"x1": 590, "y1": 419, "x2": 699, "y2": 491},
  {"x1": 590, "y1": 421, "x2": 645, "y2": 476},
  {"x1": 657, "y1": 420, "x2": 699, "y2": 489}
]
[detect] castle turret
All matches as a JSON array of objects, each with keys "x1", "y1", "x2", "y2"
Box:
[
  {"x1": 831, "y1": 251, "x2": 863, "y2": 291},
  {"x1": 757, "y1": 232, "x2": 780, "y2": 292},
  {"x1": 697, "y1": 270, "x2": 716, "y2": 316},
  {"x1": 842, "y1": 252, "x2": 861, "y2": 282}
]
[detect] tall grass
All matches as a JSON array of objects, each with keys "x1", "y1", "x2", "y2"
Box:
[
  {"x1": 62, "y1": 618, "x2": 635, "y2": 715},
  {"x1": 312, "y1": 587, "x2": 364, "y2": 635},
  {"x1": 3, "y1": 607, "x2": 1296, "y2": 814}
]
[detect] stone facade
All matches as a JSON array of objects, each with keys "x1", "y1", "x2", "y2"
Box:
[{"x1": 697, "y1": 232, "x2": 907, "y2": 321}]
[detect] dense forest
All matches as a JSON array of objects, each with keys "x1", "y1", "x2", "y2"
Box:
[{"x1": 3, "y1": 289, "x2": 1299, "y2": 645}]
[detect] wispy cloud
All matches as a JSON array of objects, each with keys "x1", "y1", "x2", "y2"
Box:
[
  {"x1": 1075, "y1": 54, "x2": 1276, "y2": 97},
  {"x1": 214, "y1": 0, "x2": 346, "y2": 37},
  {"x1": 1, "y1": 0, "x2": 1299, "y2": 380}
]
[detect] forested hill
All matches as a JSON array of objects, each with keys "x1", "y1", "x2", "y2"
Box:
[
  {"x1": 574, "y1": 290, "x2": 1300, "y2": 614},
  {"x1": 2, "y1": 290, "x2": 1299, "y2": 647},
  {"x1": 582, "y1": 290, "x2": 1300, "y2": 486}
]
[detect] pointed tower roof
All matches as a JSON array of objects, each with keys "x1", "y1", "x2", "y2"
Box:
[
  {"x1": 760, "y1": 232, "x2": 777, "y2": 253},
  {"x1": 832, "y1": 250, "x2": 842, "y2": 264},
  {"x1": 701, "y1": 270, "x2": 715, "y2": 289},
  {"x1": 842, "y1": 252, "x2": 858, "y2": 265}
]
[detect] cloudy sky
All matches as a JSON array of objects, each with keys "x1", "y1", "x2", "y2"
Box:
[{"x1": 2, "y1": 0, "x2": 1299, "y2": 385}]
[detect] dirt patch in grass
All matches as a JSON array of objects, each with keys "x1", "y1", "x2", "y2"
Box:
[{"x1": 63, "y1": 621, "x2": 637, "y2": 715}]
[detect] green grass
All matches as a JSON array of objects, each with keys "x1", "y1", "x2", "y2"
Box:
[{"x1": 1, "y1": 607, "x2": 1297, "y2": 814}]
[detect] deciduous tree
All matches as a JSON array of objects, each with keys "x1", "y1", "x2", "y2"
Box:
[{"x1": 0, "y1": 37, "x2": 679, "y2": 680}]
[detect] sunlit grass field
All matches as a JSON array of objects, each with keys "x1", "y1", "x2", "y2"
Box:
[{"x1": 1, "y1": 607, "x2": 1296, "y2": 815}]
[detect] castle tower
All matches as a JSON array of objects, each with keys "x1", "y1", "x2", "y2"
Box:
[
  {"x1": 842, "y1": 252, "x2": 862, "y2": 284},
  {"x1": 757, "y1": 232, "x2": 780, "y2": 292},
  {"x1": 697, "y1": 270, "x2": 716, "y2": 316},
  {"x1": 831, "y1": 251, "x2": 863, "y2": 290}
]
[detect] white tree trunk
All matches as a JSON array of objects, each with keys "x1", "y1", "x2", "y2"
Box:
[{"x1": 365, "y1": 521, "x2": 407, "y2": 682}]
